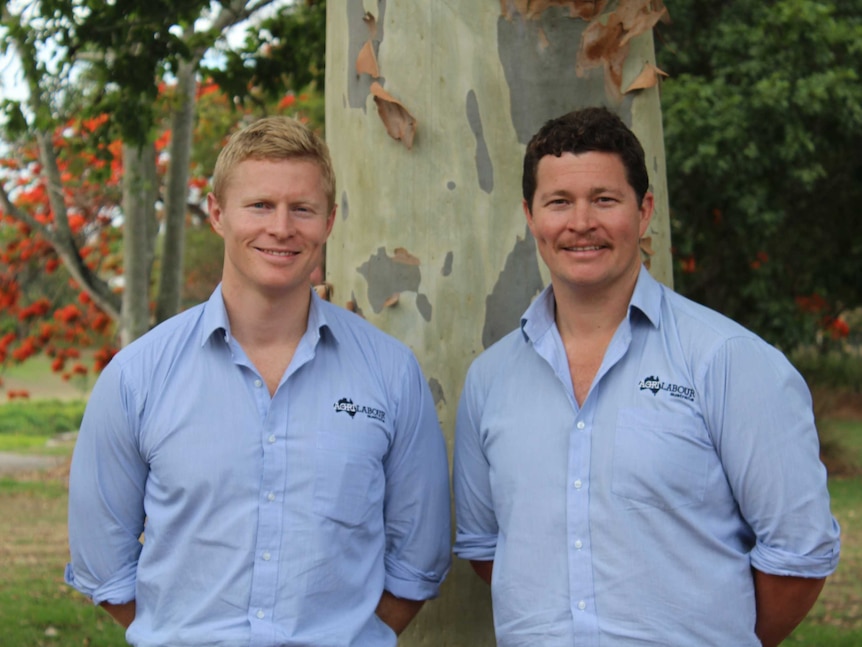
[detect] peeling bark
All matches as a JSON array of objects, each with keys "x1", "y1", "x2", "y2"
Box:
[
  {"x1": 501, "y1": 0, "x2": 608, "y2": 21},
  {"x1": 356, "y1": 40, "x2": 380, "y2": 77},
  {"x1": 393, "y1": 247, "x2": 421, "y2": 266},
  {"x1": 370, "y1": 82, "x2": 417, "y2": 149},
  {"x1": 624, "y1": 61, "x2": 668, "y2": 92},
  {"x1": 576, "y1": 0, "x2": 668, "y2": 102}
]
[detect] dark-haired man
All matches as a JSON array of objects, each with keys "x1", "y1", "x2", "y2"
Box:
[{"x1": 453, "y1": 107, "x2": 839, "y2": 646}]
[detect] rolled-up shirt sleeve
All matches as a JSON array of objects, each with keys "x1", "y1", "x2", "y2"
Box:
[
  {"x1": 453, "y1": 363, "x2": 499, "y2": 562},
  {"x1": 381, "y1": 354, "x2": 452, "y2": 600},
  {"x1": 703, "y1": 336, "x2": 840, "y2": 578},
  {"x1": 65, "y1": 358, "x2": 148, "y2": 606}
]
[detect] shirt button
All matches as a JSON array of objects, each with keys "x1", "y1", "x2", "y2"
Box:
[
  {"x1": 573, "y1": 479, "x2": 582, "y2": 489},
  {"x1": 575, "y1": 540, "x2": 583, "y2": 549},
  {"x1": 256, "y1": 609, "x2": 265, "y2": 619},
  {"x1": 267, "y1": 434, "x2": 276, "y2": 444},
  {"x1": 254, "y1": 379, "x2": 263, "y2": 388},
  {"x1": 267, "y1": 492, "x2": 276, "y2": 502},
  {"x1": 578, "y1": 600, "x2": 586, "y2": 611},
  {"x1": 576, "y1": 421, "x2": 585, "y2": 430},
  {"x1": 262, "y1": 551, "x2": 271, "y2": 561}
]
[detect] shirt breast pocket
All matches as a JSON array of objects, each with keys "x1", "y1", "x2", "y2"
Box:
[
  {"x1": 313, "y1": 431, "x2": 385, "y2": 527},
  {"x1": 611, "y1": 408, "x2": 712, "y2": 510}
]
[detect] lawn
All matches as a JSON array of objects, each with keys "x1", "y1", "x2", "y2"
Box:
[
  {"x1": 786, "y1": 415, "x2": 862, "y2": 644},
  {"x1": 0, "y1": 473, "x2": 128, "y2": 646}
]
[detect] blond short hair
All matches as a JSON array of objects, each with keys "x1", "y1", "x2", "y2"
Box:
[{"x1": 212, "y1": 117, "x2": 335, "y2": 210}]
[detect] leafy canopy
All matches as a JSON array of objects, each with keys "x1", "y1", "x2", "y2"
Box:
[{"x1": 657, "y1": 0, "x2": 862, "y2": 350}]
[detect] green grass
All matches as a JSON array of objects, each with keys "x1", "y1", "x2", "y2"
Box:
[
  {"x1": 788, "y1": 471, "x2": 862, "y2": 643},
  {"x1": 0, "y1": 477, "x2": 67, "y2": 497},
  {"x1": 0, "y1": 486, "x2": 127, "y2": 647},
  {"x1": 0, "y1": 399, "x2": 86, "y2": 436},
  {"x1": 0, "y1": 398, "x2": 85, "y2": 452},
  {"x1": 1, "y1": 352, "x2": 93, "y2": 399}
]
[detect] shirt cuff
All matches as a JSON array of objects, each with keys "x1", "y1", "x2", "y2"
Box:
[
  {"x1": 384, "y1": 554, "x2": 451, "y2": 601},
  {"x1": 453, "y1": 531, "x2": 497, "y2": 561},
  {"x1": 750, "y1": 530, "x2": 841, "y2": 579},
  {"x1": 65, "y1": 562, "x2": 137, "y2": 606}
]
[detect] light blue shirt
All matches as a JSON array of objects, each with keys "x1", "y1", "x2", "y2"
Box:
[
  {"x1": 66, "y1": 286, "x2": 451, "y2": 647},
  {"x1": 454, "y1": 267, "x2": 840, "y2": 647}
]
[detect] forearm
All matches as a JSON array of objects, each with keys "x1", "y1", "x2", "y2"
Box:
[
  {"x1": 100, "y1": 600, "x2": 136, "y2": 629},
  {"x1": 753, "y1": 569, "x2": 825, "y2": 647},
  {"x1": 470, "y1": 559, "x2": 493, "y2": 585},
  {"x1": 375, "y1": 590, "x2": 425, "y2": 635}
]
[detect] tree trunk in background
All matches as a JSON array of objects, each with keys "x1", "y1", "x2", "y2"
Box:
[
  {"x1": 325, "y1": 3, "x2": 671, "y2": 644},
  {"x1": 121, "y1": 143, "x2": 158, "y2": 346},
  {"x1": 156, "y1": 56, "x2": 198, "y2": 324}
]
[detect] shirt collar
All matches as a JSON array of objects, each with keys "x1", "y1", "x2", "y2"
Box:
[
  {"x1": 199, "y1": 284, "x2": 334, "y2": 347},
  {"x1": 628, "y1": 265, "x2": 662, "y2": 328},
  {"x1": 520, "y1": 285, "x2": 557, "y2": 343},
  {"x1": 520, "y1": 265, "x2": 663, "y2": 343}
]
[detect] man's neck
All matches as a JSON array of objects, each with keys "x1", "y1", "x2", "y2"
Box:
[
  {"x1": 221, "y1": 282, "x2": 312, "y2": 350},
  {"x1": 552, "y1": 277, "x2": 637, "y2": 407},
  {"x1": 553, "y1": 278, "x2": 636, "y2": 344}
]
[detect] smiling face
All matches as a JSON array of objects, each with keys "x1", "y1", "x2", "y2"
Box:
[
  {"x1": 208, "y1": 157, "x2": 336, "y2": 303},
  {"x1": 525, "y1": 151, "x2": 653, "y2": 302}
]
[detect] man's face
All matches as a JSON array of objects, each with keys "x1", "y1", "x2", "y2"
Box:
[
  {"x1": 524, "y1": 151, "x2": 652, "y2": 300},
  {"x1": 208, "y1": 158, "x2": 335, "y2": 301}
]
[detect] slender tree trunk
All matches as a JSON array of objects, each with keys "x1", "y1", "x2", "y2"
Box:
[
  {"x1": 156, "y1": 56, "x2": 199, "y2": 323},
  {"x1": 121, "y1": 142, "x2": 158, "y2": 346},
  {"x1": 325, "y1": 3, "x2": 671, "y2": 645}
]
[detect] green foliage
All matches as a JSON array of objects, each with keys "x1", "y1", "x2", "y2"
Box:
[
  {"x1": 204, "y1": 0, "x2": 327, "y2": 108},
  {"x1": 36, "y1": 0, "x2": 210, "y2": 144},
  {"x1": 791, "y1": 349, "x2": 862, "y2": 392},
  {"x1": 0, "y1": 399, "x2": 86, "y2": 437},
  {"x1": 657, "y1": 0, "x2": 862, "y2": 350}
]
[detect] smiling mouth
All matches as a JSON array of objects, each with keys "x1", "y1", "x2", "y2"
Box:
[
  {"x1": 259, "y1": 248, "x2": 298, "y2": 256},
  {"x1": 563, "y1": 245, "x2": 604, "y2": 252}
]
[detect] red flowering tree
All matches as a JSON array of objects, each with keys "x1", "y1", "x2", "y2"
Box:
[
  {"x1": 0, "y1": 0, "x2": 325, "y2": 397},
  {"x1": 0, "y1": 82, "x2": 323, "y2": 397}
]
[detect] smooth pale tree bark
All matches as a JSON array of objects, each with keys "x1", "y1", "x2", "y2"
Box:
[
  {"x1": 326, "y1": 2, "x2": 671, "y2": 644},
  {"x1": 121, "y1": 143, "x2": 159, "y2": 346}
]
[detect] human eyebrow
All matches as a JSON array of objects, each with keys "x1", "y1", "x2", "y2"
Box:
[{"x1": 589, "y1": 186, "x2": 626, "y2": 199}]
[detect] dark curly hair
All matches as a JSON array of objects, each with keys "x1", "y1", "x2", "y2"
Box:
[{"x1": 522, "y1": 107, "x2": 649, "y2": 210}]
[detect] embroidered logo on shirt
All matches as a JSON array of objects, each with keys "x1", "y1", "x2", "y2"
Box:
[
  {"x1": 638, "y1": 375, "x2": 696, "y2": 402},
  {"x1": 333, "y1": 397, "x2": 386, "y2": 422}
]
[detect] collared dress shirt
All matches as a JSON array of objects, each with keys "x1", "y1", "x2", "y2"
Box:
[
  {"x1": 66, "y1": 286, "x2": 451, "y2": 647},
  {"x1": 454, "y1": 266, "x2": 840, "y2": 647}
]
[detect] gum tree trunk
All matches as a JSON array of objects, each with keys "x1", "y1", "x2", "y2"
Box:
[{"x1": 325, "y1": 2, "x2": 671, "y2": 644}]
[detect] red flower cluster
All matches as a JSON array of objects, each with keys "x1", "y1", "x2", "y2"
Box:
[{"x1": 822, "y1": 317, "x2": 850, "y2": 341}]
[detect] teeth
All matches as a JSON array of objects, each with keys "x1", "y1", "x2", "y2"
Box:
[
  {"x1": 566, "y1": 246, "x2": 602, "y2": 251},
  {"x1": 266, "y1": 250, "x2": 296, "y2": 256}
]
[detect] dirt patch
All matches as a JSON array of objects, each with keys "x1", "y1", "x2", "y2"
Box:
[
  {"x1": 0, "y1": 452, "x2": 67, "y2": 477},
  {"x1": 813, "y1": 388, "x2": 862, "y2": 421}
]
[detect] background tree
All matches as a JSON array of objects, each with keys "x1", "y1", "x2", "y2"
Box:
[
  {"x1": 325, "y1": 2, "x2": 671, "y2": 644},
  {"x1": 657, "y1": 0, "x2": 862, "y2": 350},
  {"x1": 0, "y1": 1, "x2": 325, "y2": 394}
]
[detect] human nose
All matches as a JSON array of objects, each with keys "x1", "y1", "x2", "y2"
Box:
[
  {"x1": 565, "y1": 201, "x2": 594, "y2": 232},
  {"x1": 268, "y1": 205, "x2": 296, "y2": 237}
]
